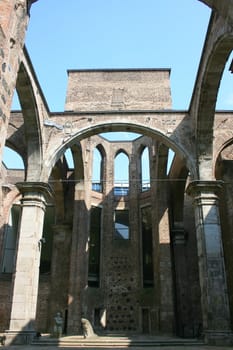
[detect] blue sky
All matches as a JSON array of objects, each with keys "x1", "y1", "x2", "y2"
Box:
[
  {"x1": 7, "y1": 0, "x2": 233, "y2": 170},
  {"x1": 22, "y1": 0, "x2": 215, "y2": 111}
]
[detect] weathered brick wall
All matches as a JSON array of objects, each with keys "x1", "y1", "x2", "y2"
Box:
[
  {"x1": 0, "y1": 0, "x2": 29, "y2": 158},
  {"x1": 0, "y1": 3, "x2": 30, "y2": 319},
  {"x1": 65, "y1": 69, "x2": 172, "y2": 112},
  {"x1": 105, "y1": 254, "x2": 138, "y2": 331},
  {"x1": 78, "y1": 136, "x2": 175, "y2": 334}
]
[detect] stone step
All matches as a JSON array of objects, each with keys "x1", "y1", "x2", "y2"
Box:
[{"x1": 32, "y1": 335, "x2": 205, "y2": 348}]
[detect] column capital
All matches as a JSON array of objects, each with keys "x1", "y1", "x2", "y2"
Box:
[
  {"x1": 16, "y1": 182, "x2": 54, "y2": 205},
  {"x1": 186, "y1": 180, "x2": 224, "y2": 198}
]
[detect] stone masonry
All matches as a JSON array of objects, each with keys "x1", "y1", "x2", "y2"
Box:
[{"x1": 0, "y1": 0, "x2": 233, "y2": 346}]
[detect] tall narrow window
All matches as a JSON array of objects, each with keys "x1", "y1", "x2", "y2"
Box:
[
  {"x1": 88, "y1": 206, "x2": 101, "y2": 287},
  {"x1": 141, "y1": 206, "x2": 154, "y2": 287},
  {"x1": 92, "y1": 147, "x2": 103, "y2": 192},
  {"x1": 64, "y1": 148, "x2": 74, "y2": 169},
  {"x1": 141, "y1": 147, "x2": 150, "y2": 191},
  {"x1": 166, "y1": 148, "x2": 175, "y2": 174},
  {"x1": 114, "y1": 209, "x2": 129, "y2": 240},
  {"x1": 1, "y1": 205, "x2": 20, "y2": 273},
  {"x1": 114, "y1": 151, "x2": 129, "y2": 196}
]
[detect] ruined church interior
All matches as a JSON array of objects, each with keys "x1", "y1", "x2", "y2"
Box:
[{"x1": 1, "y1": 0, "x2": 233, "y2": 346}]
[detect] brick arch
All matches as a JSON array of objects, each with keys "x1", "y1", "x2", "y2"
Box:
[
  {"x1": 41, "y1": 121, "x2": 196, "y2": 183},
  {"x1": 136, "y1": 141, "x2": 150, "y2": 158},
  {"x1": 215, "y1": 137, "x2": 233, "y2": 161},
  {"x1": 195, "y1": 35, "x2": 233, "y2": 159},
  {"x1": 214, "y1": 137, "x2": 233, "y2": 180},
  {"x1": 114, "y1": 148, "x2": 130, "y2": 159},
  {"x1": 95, "y1": 143, "x2": 107, "y2": 161},
  {"x1": 15, "y1": 57, "x2": 43, "y2": 180}
]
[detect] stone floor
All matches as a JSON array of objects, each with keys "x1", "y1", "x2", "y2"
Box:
[
  {"x1": 1, "y1": 334, "x2": 232, "y2": 349},
  {"x1": 1, "y1": 346, "x2": 232, "y2": 350}
]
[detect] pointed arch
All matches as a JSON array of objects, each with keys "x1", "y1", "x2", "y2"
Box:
[
  {"x1": 140, "y1": 146, "x2": 150, "y2": 191},
  {"x1": 92, "y1": 144, "x2": 106, "y2": 193},
  {"x1": 16, "y1": 60, "x2": 43, "y2": 179},
  {"x1": 114, "y1": 150, "x2": 129, "y2": 196}
]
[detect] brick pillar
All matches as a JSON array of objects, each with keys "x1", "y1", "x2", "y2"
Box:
[
  {"x1": 5, "y1": 182, "x2": 53, "y2": 345},
  {"x1": 187, "y1": 180, "x2": 233, "y2": 345},
  {"x1": 67, "y1": 182, "x2": 89, "y2": 334},
  {"x1": 171, "y1": 225, "x2": 191, "y2": 337},
  {"x1": 158, "y1": 206, "x2": 174, "y2": 333},
  {"x1": 49, "y1": 224, "x2": 71, "y2": 334},
  {"x1": 0, "y1": 0, "x2": 32, "y2": 292},
  {"x1": 0, "y1": 0, "x2": 31, "y2": 160}
]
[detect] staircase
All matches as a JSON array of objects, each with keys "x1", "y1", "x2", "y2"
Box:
[{"x1": 32, "y1": 334, "x2": 205, "y2": 348}]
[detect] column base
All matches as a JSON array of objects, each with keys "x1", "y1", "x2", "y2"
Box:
[
  {"x1": 204, "y1": 330, "x2": 233, "y2": 346},
  {"x1": 4, "y1": 330, "x2": 37, "y2": 345}
]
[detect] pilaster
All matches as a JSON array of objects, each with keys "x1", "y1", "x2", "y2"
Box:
[
  {"x1": 5, "y1": 182, "x2": 53, "y2": 345},
  {"x1": 158, "y1": 207, "x2": 174, "y2": 334},
  {"x1": 49, "y1": 224, "x2": 72, "y2": 334},
  {"x1": 67, "y1": 184, "x2": 89, "y2": 334},
  {"x1": 187, "y1": 180, "x2": 233, "y2": 345},
  {"x1": 171, "y1": 225, "x2": 192, "y2": 337}
]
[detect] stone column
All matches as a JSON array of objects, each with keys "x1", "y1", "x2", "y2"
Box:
[
  {"x1": 5, "y1": 182, "x2": 53, "y2": 345},
  {"x1": 187, "y1": 180, "x2": 233, "y2": 345}
]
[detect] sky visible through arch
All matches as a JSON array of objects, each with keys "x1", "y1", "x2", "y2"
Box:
[{"x1": 6, "y1": 0, "x2": 233, "y2": 173}]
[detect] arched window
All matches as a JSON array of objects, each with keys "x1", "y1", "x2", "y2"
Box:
[
  {"x1": 64, "y1": 148, "x2": 74, "y2": 169},
  {"x1": 114, "y1": 151, "x2": 129, "y2": 196},
  {"x1": 92, "y1": 147, "x2": 103, "y2": 192},
  {"x1": 141, "y1": 147, "x2": 150, "y2": 191},
  {"x1": 166, "y1": 148, "x2": 175, "y2": 174}
]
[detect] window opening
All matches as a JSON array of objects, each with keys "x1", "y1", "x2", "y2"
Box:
[
  {"x1": 92, "y1": 148, "x2": 103, "y2": 192},
  {"x1": 64, "y1": 148, "x2": 74, "y2": 169},
  {"x1": 114, "y1": 152, "x2": 129, "y2": 196},
  {"x1": 141, "y1": 147, "x2": 150, "y2": 191},
  {"x1": 114, "y1": 209, "x2": 129, "y2": 240},
  {"x1": 166, "y1": 148, "x2": 175, "y2": 174}
]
